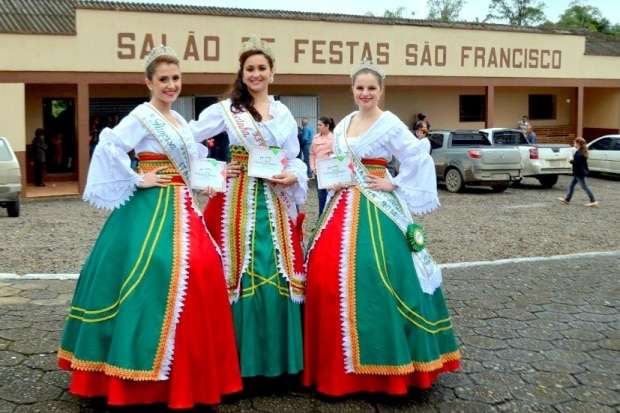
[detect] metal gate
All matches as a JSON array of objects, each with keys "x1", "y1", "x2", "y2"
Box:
[{"x1": 278, "y1": 96, "x2": 319, "y2": 129}]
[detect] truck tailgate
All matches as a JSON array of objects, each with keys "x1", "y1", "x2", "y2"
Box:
[
  {"x1": 479, "y1": 148, "x2": 522, "y2": 169},
  {"x1": 536, "y1": 145, "x2": 572, "y2": 169}
]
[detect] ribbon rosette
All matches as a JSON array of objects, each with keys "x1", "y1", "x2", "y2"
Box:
[{"x1": 406, "y1": 223, "x2": 426, "y2": 252}]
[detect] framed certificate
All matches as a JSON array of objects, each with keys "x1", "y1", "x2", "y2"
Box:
[
  {"x1": 316, "y1": 154, "x2": 355, "y2": 189},
  {"x1": 190, "y1": 158, "x2": 227, "y2": 192},
  {"x1": 248, "y1": 146, "x2": 287, "y2": 179}
]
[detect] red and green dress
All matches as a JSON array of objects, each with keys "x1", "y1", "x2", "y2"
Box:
[
  {"x1": 304, "y1": 111, "x2": 461, "y2": 396},
  {"x1": 190, "y1": 99, "x2": 308, "y2": 377},
  {"x1": 58, "y1": 104, "x2": 241, "y2": 408}
]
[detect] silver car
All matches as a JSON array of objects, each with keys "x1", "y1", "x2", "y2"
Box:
[{"x1": 0, "y1": 137, "x2": 22, "y2": 217}]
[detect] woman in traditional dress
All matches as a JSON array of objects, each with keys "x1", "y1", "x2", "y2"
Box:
[
  {"x1": 303, "y1": 61, "x2": 461, "y2": 396},
  {"x1": 58, "y1": 46, "x2": 242, "y2": 408},
  {"x1": 190, "y1": 37, "x2": 307, "y2": 378}
]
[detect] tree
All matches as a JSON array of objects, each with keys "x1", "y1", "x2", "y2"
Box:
[
  {"x1": 486, "y1": 0, "x2": 546, "y2": 26},
  {"x1": 556, "y1": 1, "x2": 610, "y2": 33},
  {"x1": 383, "y1": 7, "x2": 411, "y2": 18},
  {"x1": 427, "y1": 0, "x2": 465, "y2": 22}
]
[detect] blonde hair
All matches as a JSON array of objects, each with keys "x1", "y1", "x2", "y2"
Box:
[{"x1": 145, "y1": 55, "x2": 180, "y2": 80}]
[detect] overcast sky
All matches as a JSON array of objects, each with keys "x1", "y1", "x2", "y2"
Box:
[{"x1": 101, "y1": 0, "x2": 620, "y2": 24}]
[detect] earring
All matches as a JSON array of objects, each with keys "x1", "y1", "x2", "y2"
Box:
[{"x1": 269, "y1": 75, "x2": 274, "y2": 83}]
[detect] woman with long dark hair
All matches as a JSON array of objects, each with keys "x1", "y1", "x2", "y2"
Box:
[
  {"x1": 190, "y1": 36, "x2": 308, "y2": 378},
  {"x1": 58, "y1": 46, "x2": 241, "y2": 408},
  {"x1": 309, "y1": 116, "x2": 335, "y2": 215}
]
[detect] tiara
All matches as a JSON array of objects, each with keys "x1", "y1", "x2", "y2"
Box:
[
  {"x1": 350, "y1": 59, "x2": 386, "y2": 80},
  {"x1": 240, "y1": 35, "x2": 275, "y2": 62},
  {"x1": 144, "y1": 45, "x2": 179, "y2": 69}
]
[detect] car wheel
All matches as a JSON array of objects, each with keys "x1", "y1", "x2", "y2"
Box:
[
  {"x1": 510, "y1": 178, "x2": 522, "y2": 187},
  {"x1": 445, "y1": 168, "x2": 464, "y2": 193},
  {"x1": 7, "y1": 199, "x2": 20, "y2": 218},
  {"x1": 491, "y1": 183, "x2": 509, "y2": 193},
  {"x1": 537, "y1": 175, "x2": 559, "y2": 188}
]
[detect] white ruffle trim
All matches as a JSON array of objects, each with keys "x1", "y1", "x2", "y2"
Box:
[
  {"x1": 395, "y1": 186, "x2": 440, "y2": 215},
  {"x1": 158, "y1": 187, "x2": 191, "y2": 380},
  {"x1": 83, "y1": 175, "x2": 142, "y2": 210},
  {"x1": 338, "y1": 190, "x2": 355, "y2": 373}
]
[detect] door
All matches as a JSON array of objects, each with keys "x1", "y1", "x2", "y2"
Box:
[
  {"x1": 608, "y1": 138, "x2": 620, "y2": 174},
  {"x1": 278, "y1": 96, "x2": 319, "y2": 131},
  {"x1": 43, "y1": 98, "x2": 76, "y2": 175},
  {"x1": 588, "y1": 137, "x2": 612, "y2": 172}
]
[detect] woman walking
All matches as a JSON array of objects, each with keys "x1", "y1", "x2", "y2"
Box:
[
  {"x1": 303, "y1": 60, "x2": 460, "y2": 396},
  {"x1": 58, "y1": 46, "x2": 241, "y2": 408},
  {"x1": 558, "y1": 137, "x2": 598, "y2": 207}
]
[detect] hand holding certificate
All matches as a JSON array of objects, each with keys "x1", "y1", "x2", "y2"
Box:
[
  {"x1": 248, "y1": 146, "x2": 287, "y2": 179},
  {"x1": 316, "y1": 154, "x2": 355, "y2": 190},
  {"x1": 191, "y1": 158, "x2": 227, "y2": 192}
]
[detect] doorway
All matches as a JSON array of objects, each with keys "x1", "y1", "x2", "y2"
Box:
[{"x1": 42, "y1": 98, "x2": 76, "y2": 178}]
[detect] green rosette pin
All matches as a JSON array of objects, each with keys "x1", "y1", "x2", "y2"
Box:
[{"x1": 406, "y1": 223, "x2": 426, "y2": 252}]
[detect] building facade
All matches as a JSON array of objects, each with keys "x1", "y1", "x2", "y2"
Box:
[{"x1": 2, "y1": 0, "x2": 620, "y2": 194}]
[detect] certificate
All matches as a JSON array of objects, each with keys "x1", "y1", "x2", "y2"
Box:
[
  {"x1": 316, "y1": 154, "x2": 355, "y2": 189},
  {"x1": 248, "y1": 146, "x2": 287, "y2": 179},
  {"x1": 190, "y1": 158, "x2": 227, "y2": 192}
]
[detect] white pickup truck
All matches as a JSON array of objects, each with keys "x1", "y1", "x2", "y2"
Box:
[{"x1": 480, "y1": 128, "x2": 573, "y2": 188}]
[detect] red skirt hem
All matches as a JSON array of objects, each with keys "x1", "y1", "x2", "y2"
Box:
[{"x1": 59, "y1": 196, "x2": 242, "y2": 408}]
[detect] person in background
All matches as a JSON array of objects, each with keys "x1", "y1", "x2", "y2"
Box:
[
  {"x1": 301, "y1": 117, "x2": 314, "y2": 177},
  {"x1": 413, "y1": 112, "x2": 430, "y2": 131},
  {"x1": 558, "y1": 137, "x2": 598, "y2": 207},
  {"x1": 32, "y1": 128, "x2": 47, "y2": 186},
  {"x1": 518, "y1": 115, "x2": 530, "y2": 135},
  {"x1": 89, "y1": 116, "x2": 101, "y2": 159},
  {"x1": 526, "y1": 125, "x2": 537, "y2": 144},
  {"x1": 309, "y1": 116, "x2": 335, "y2": 215},
  {"x1": 414, "y1": 122, "x2": 431, "y2": 153}
]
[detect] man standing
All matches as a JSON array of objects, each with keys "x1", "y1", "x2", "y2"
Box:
[
  {"x1": 32, "y1": 128, "x2": 47, "y2": 186},
  {"x1": 526, "y1": 125, "x2": 537, "y2": 144},
  {"x1": 300, "y1": 118, "x2": 314, "y2": 178}
]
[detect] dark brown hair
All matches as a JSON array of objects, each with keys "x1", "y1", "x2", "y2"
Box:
[
  {"x1": 319, "y1": 116, "x2": 335, "y2": 132},
  {"x1": 228, "y1": 50, "x2": 274, "y2": 121},
  {"x1": 145, "y1": 55, "x2": 180, "y2": 80}
]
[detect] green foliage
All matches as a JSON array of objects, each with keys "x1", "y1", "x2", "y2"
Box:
[
  {"x1": 555, "y1": 0, "x2": 620, "y2": 37},
  {"x1": 427, "y1": 0, "x2": 465, "y2": 22},
  {"x1": 486, "y1": 0, "x2": 546, "y2": 26}
]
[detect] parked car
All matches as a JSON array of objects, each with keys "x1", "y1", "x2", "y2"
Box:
[
  {"x1": 0, "y1": 136, "x2": 21, "y2": 217},
  {"x1": 480, "y1": 128, "x2": 572, "y2": 188},
  {"x1": 587, "y1": 135, "x2": 620, "y2": 175},
  {"x1": 429, "y1": 130, "x2": 522, "y2": 193}
]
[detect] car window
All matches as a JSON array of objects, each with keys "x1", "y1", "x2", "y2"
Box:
[
  {"x1": 613, "y1": 138, "x2": 620, "y2": 151},
  {"x1": 429, "y1": 134, "x2": 444, "y2": 149},
  {"x1": 493, "y1": 130, "x2": 528, "y2": 145},
  {"x1": 0, "y1": 139, "x2": 13, "y2": 161},
  {"x1": 450, "y1": 133, "x2": 491, "y2": 146},
  {"x1": 590, "y1": 138, "x2": 612, "y2": 151}
]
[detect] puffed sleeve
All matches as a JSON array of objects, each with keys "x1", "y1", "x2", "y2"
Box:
[
  {"x1": 273, "y1": 102, "x2": 308, "y2": 206},
  {"x1": 386, "y1": 123, "x2": 439, "y2": 215},
  {"x1": 189, "y1": 103, "x2": 226, "y2": 143},
  {"x1": 83, "y1": 115, "x2": 146, "y2": 210}
]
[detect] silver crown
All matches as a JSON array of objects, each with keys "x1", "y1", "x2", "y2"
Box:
[
  {"x1": 144, "y1": 45, "x2": 179, "y2": 69},
  {"x1": 350, "y1": 59, "x2": 386, "y2": 80},
  {"x1": 240, "y1": 35, "x2": 275, "y2": 62}
]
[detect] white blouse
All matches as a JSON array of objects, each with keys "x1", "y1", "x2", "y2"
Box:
[
  {"x1": 334, "y1": 111, "x2": 439, "y2": 215},
  {"x1": 84, "y1": 107, "x2": 208, "y2": 210},
  {"x1": 190, "y1": 97, "x2": 308, "y2": 205}
]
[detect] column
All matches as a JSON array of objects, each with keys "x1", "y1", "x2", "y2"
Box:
[
  {"x1": 576, "y1": 86, "x2": 584, "y2": 138},
  {"x1": 77, "y1": 81, "x2": 90, "y2": 193},
  {"x1": 485, "y1": 85, "x2": 495, "y2": 128}
]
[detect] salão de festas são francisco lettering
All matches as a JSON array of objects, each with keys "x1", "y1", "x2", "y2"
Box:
[{"x1": 117, "y1": 33, "x2": 563, "y2": 70}]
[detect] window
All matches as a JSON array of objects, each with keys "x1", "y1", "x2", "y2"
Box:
[
  {"x1": 429, "y1": 133, "x2": 444, "y2": 150},
  {"x1": 0, "y1": 139, "x2": 12, "y2": 161},
  {"x1": 459, "y1": 95, "x2": 486, "y2": 122},
  {"x1": 529, "y1": 94, "x2": 556, "y2": 120},
  {"x1": 493, "y1": 130, "x2": 529, "y2": 145},
  {"x1": 450, "y1": 132, "x2": 491, "y2": 146},
  {"x1": 590, "y1": 138, "x2": 612, "y2": 151},
  {"x1": 613, "y1": 138, "x2": 620, "y2": 151}
]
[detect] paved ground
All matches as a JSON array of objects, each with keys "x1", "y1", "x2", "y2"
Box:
[{"x1": 0, "y1": 253, "x2": 618, "y2": 412}]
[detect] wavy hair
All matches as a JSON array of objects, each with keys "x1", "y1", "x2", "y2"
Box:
[{"x1": 227, "y1": 50, "x2": 274, "y2": 122}]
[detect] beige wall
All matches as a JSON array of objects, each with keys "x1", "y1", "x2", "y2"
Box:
[
  {"x1": 0, "y1": 8, "x2": 619, "y2": 80},
  {"x1": 495, "y1": 87, "x2": 574, "y2": 127},
  {"x1": 584, "y1": 88, "x2": 620, "y2": 129},
  {"x1": 0, "y1": 84, "x2": 26, "y2": 151}
]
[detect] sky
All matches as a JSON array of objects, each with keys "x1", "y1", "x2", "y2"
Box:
[{"x1": 102, "y1": 0, "x2": 620, "y2": 24}]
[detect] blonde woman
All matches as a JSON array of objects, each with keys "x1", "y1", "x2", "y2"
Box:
[{"x1": 558, "y1": 137, "x2": 598, "y2": 207}]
